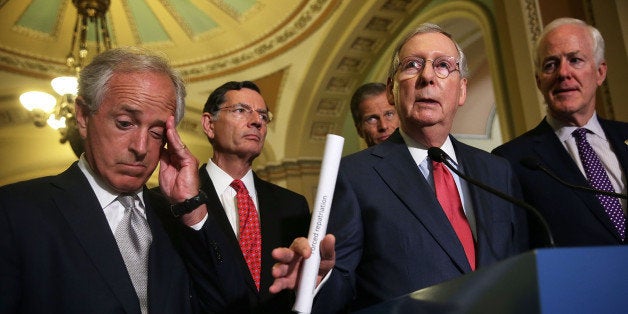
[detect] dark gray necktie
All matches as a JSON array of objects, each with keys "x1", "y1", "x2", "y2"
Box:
[{"x1": 115, "y1": 194, "x2": 152, "y2": 313}]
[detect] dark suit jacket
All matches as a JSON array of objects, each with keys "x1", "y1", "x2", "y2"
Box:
[
  {"x1": 313, "y1": 131, "x2": 529, "y2": 313},
  {"x1": 0, "y1": 162, "x2": 191, "y2": 314},
  {"x1": 159, "y1": 165, "x2": 311, "y2": 314},
  {"x1": 492, "y1": 117, "x2": 628, "y2": 248}
]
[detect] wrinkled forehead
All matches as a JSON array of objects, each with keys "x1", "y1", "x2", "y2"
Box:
[
  {"x1": 538, "y1": 24, "x2": 593, "y2": 59},
  {"x1": 223, "y1": 88, "x2": 267, "y2": 110},
  {"x1": 399, "y1": 32, "x2": 458, "y2": 58}
]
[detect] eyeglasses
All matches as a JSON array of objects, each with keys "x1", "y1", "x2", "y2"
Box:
[
  {"x1": 396, "y1": 56, "x2": 460, "y2": 80},
  {"x1": 219, "y1": 103, "x2": 273, "y2": 124},
  {"x1": 363, "y1": 110, "x2": 397, "y2": 125}
]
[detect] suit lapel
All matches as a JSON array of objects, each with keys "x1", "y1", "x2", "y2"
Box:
[
  {"x1": 144, "y1": 188, "x2": 178, "y2": 312},
  {"x1": 530, "y1": 120, "x2": 621, "y2": 238},
  {"x1": 452, "y1": 139, "x2": 499, "y2": 265},
  {"x1": 52, "y1": 163, "x2": 140, "y2": 313},
  {"x1": 199, "y1": 166, "x2": 258, "y2": 293},
  {"x1": 600, "y1": 118, "x2": 628, "y2": 183},
  {"x1": 255, "y1": 176, "x2": 286, "y2": 294},
  {"x1": 372, "y1": 133, "x2": 471, "y2": 272}
]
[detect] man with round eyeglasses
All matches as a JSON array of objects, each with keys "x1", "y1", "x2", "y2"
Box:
[
  {"x1": 270, "y1": 23, "x2": 528, "y2": 313},
  {"x1": 160, "y1": 81, "x2": 311, "y2": 313},
  {"x1": 350, "y1": 82, "x2": 400, "y2": 147}
]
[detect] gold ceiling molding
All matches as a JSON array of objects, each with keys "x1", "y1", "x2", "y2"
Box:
[
  {"x1": 300, "y1": 0, "x2": 426, "y2": 146},
  {"x1": 180, "y1": 0, "x2": 340, "y2": 82},
  {"x1": 0, "y1": 0, "x2": 339, "y2": 81}
]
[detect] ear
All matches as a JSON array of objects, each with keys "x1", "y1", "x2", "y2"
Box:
[
  {"x1": 596, "y1": 60, "x2": 607, "y2": 86},
  {"x1": 458, "y1": 77, "x2": 467, "y2": 107},
  {"x1": 201, "y1": 112, "x2": 215, "y2": 140},
  {"x1": 355, "y1": 124, "x2": 365, "y2": 138},
  {"x1": 74, "y1": 96, "x2": 89, "y2": 139},
  {"x1": 386, "y1": 77, "x2": 395, "y2": 105}
]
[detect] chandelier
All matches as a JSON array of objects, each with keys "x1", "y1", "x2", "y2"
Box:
[{"x1": 19, "y1": 0, "x2": 112, "y2": 156}]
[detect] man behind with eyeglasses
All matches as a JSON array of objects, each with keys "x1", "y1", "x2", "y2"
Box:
[
  {"x1": 270, "y1": 23, "x2": 528, "y2": 313},
  {"x1": 350, "y1": 82, "x2": 400, "y2": 147},
  {"x1": 163, "y1": 81, "x2": 311, "y2": 313}
]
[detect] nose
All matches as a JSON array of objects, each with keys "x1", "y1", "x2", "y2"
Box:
[
  {"x1": 248, "y1": 112, "x2": 263, "y2": 128},
  {"x1": 378, "y1": 119, "x2": 391, "y2": 131},
  {"x1": 417, "y1": 60, "x2": 436, "y2": 86},
  {"x1": 129, "y1": 130, "x2": 148, "y2": 157},
  {"x1": 557, "y1": 58, "x2": 572, "y2": 78}
]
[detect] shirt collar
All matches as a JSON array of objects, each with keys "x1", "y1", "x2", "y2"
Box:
[
  {"x1": 399, "y1": 129, "x2": 459, "y2": 167},
  {"x1": 546, "y1": 113, "x2": 606, "y2": 142},
  {"x1": 206, "y1": 159, "x2": 255, "y2": 197}
]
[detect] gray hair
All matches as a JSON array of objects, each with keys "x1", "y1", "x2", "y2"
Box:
[
  {"x1": 387, "y1": 23, "x2": 469, "y2": 79},
  {"x1": 534, "y1": 18, "x2": 605, "y2": 68},
  {"x1": 78, "y1": 47, "x2": 186, "y2": 124}
]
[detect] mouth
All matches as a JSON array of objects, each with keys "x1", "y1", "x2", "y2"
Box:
[
  {"x1": 243, "y1": 133, "x2": 261, "y2": 141},
  {"x1": 415, "y1": 97, "x2": 440, "y2": 105},
  {"x1": 120, "y1": 162, "x2": 147, "y2": 173},
  {"x1": 552, "y1": 86, "x2": 579, "y2": 96}
]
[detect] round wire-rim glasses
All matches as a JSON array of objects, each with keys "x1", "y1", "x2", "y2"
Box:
[{"x1": 396, "y1": 55, "x2": 460, "y2": 80}]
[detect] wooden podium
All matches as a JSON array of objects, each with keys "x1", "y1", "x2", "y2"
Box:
[{"x1": 355, "y1": 246, "x2": 628, "y2": 313}]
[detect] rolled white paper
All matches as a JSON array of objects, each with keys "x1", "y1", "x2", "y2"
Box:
[{"x1": 292, "y1": 134, "x2": 344, "y2": 314}]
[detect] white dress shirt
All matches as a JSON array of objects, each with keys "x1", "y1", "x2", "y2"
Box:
[
  {"x1": 547, "y1": 113, "x2": 627, "y2": 211},
  {"x1": 204, "y1": 159, "x2": 258, "y2": 236},
  {"x1": 77, "y1": 155, "x2": 146, "y2": 233}
]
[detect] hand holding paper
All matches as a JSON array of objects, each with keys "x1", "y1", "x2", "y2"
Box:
[{"x1": 269, "y1": 234, "x2": 335, "y2": 293}]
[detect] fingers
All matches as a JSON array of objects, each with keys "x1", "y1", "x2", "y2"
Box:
[
  {"x1": 289, "y1": 237, "x2": 313, "y2": 258},
  {"x1": 165, "y1": 116, "x2": 188, "y2": 153},
  {"x1": 320, "y1": 234, "x2": 336, "y2": 260}
]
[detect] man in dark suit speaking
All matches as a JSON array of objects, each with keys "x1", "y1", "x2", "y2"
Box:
[
  {"x1": 271, "y1": 23, "x2": 529, "y2": 313},
  {"x1": 0, "y1": 47, "x2": 203, "y2": 313},
  {"x1": 493, "y1": 18, "x2": 628, "y2": 247}
]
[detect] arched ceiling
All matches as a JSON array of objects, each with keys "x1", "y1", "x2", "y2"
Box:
[
  {"x1": 0, "y1": 0, "x2": 333, "y2": 80},
  {"x1": 0, "y1": 0, "x2": 493, "y2": 187}
]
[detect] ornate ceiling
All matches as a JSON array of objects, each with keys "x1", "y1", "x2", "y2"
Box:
[
  {"x1": 0, "y1": 0, "x2": 494, "y2": 190},
  {"x1": 0, "y1": 0, "x2": 332, "y2": 80}
]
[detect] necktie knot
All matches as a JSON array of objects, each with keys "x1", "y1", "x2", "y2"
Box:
[
  {"x1": 572, "y1": 127, "x2": 590, "y2": 140},
  {"x1": 118, "y1": 194, "x2": 137, "y2": 211},
  {"x1": 230, "y1": 179, "x2": 248, "y2": 194}
]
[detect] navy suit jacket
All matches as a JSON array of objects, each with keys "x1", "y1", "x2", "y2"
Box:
[
  {"x1": 493, "y1": 117, "x2": 628, "y2": 247},
  {"x1": 159, "y1": 165, "x2": 310, "y2": 313},
  {"x1": 313, "y1": 131, "x2": 529, "y2": 313},
  {"x1": 0, "y1": 162, "x2": 191, "y2": 314}
]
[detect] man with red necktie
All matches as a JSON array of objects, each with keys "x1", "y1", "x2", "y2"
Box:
[{"x1": 161, "y1": 81, "x2": 311, "y2": 313}]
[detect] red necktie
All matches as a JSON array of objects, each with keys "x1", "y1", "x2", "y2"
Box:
[
  {"x1": 432, "y1": 161, "x2": 476, "y2": 270},
  {"x1": 231, "y1": 179, "x2": 262, "y2": 290}
]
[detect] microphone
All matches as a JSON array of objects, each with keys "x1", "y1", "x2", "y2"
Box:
[
  {"x1": 428, "y1": 147, "x2": 555, "y2": 247},
  {"x1": 520, "y1": 157, "x2": 627, "y2": 199}
]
